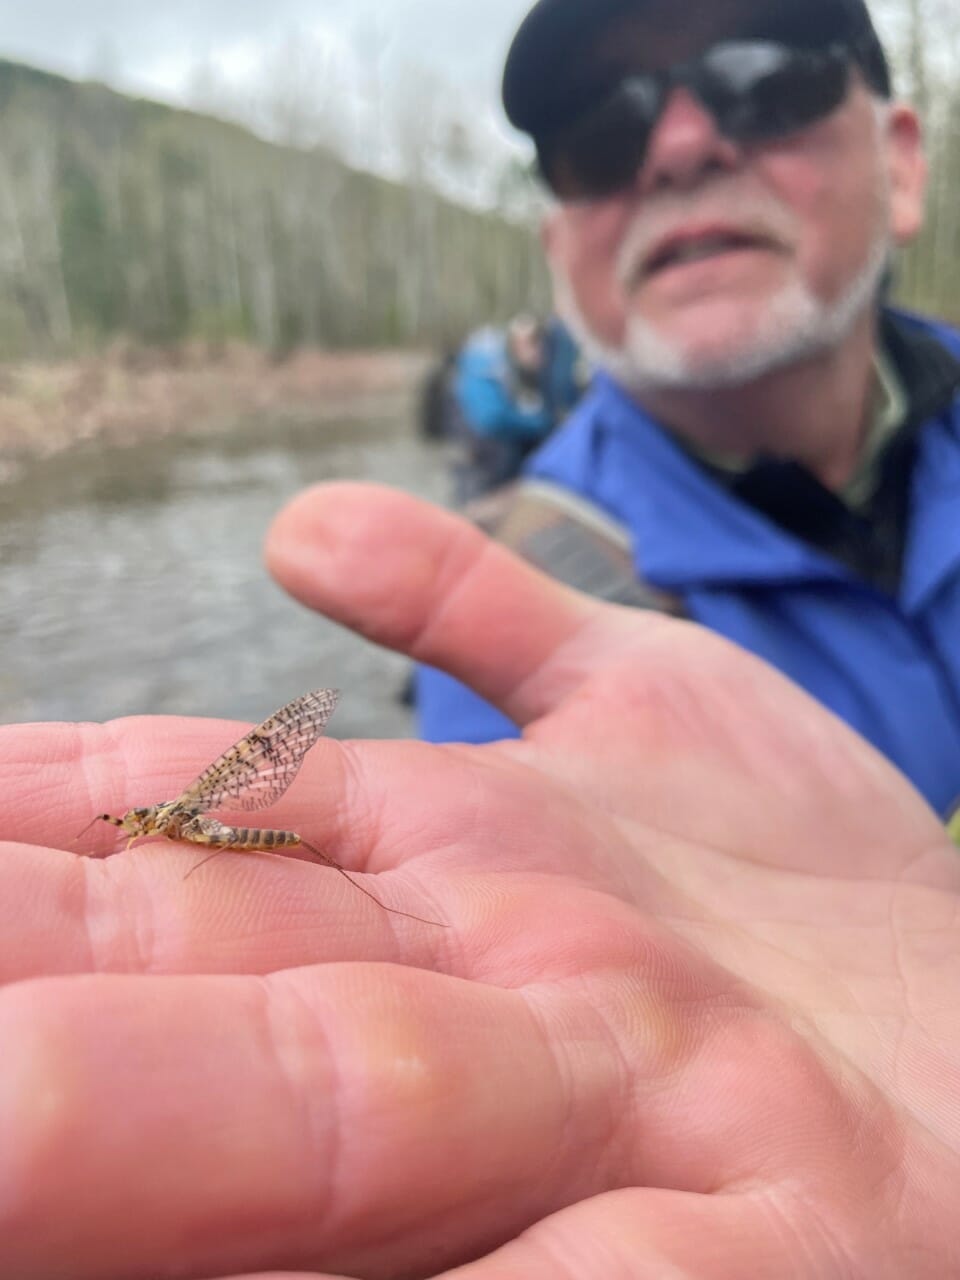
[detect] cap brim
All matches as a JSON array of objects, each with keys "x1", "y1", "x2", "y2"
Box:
[{"x1": 501, "y1": 0, "x2": 889, "y2": 137}]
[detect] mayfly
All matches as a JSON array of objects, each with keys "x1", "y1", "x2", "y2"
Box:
[{"x1": 83, "y1": 688, "x2": 443, "y2": 926}]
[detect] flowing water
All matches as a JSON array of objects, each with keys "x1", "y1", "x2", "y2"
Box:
[{"x1": 0, "y1": 396, "x2": 449, "y2": 739}]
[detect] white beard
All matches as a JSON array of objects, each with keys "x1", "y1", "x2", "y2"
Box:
[{"x1": 552, "y1": 198, "x2": 894, "y2": 395}]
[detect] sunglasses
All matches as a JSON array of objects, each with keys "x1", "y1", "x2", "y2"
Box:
[{"x1": 537, "y1": 40, "x2": 859, "y2": 201}]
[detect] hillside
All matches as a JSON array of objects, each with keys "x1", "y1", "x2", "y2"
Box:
[{"x1": 0, "y1": 59, "x2": 549, "y2": 359}]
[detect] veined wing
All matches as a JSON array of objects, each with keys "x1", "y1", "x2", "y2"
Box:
[{"x1": 171, "y1": 688, "x2": 339, "y2": 814}]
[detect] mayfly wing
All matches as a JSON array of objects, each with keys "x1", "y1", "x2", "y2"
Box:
[{"x1": 170, "y1": 688, "x2": 340, "y2": 815}]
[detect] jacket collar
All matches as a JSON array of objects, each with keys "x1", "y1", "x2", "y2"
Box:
[
  {"x1": 592, "y1": 374, "x2": 851, "y2": 587},
  {"x1": 575, "y1": 310, "x2": 960, "y2": 606}
]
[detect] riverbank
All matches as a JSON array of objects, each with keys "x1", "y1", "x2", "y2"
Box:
[{"x1": 0, "y1": 343, "x2": 433, "y2": 481}]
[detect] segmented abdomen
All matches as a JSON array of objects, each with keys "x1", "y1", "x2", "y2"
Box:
[{"x1": 227, "y1": 828, "x2": 301, "y2": 851}]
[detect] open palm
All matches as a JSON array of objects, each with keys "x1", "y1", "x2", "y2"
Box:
[{"x1": 1, "y1": 482, "x2": 957, "y2": 1280}]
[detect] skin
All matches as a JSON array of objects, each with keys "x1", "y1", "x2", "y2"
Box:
[
  {"x1": 541, "y1": 3, "x2": 927, "y2": 487},
  {"x1": 506, "y1": 324, "x2": 545, "y2": 376},
  {"x1": 1, "y1": 481, "x2": 959, "y2": 1279}
]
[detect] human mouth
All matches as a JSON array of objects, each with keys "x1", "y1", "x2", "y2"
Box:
[{"x1": 633, "y1": 226, "x2": 782, "y2": 284}]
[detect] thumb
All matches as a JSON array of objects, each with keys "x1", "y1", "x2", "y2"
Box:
[
  {"x1": 265, "y1": 482, "x2": 644, "y2": 727},
  {"x1": 266, "y1": 484, "x2": 954, "y2": 885}
]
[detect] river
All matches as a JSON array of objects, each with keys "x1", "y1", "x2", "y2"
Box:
[{"x1": 0, "y1": 396, "x2": 449, "y2": 739}]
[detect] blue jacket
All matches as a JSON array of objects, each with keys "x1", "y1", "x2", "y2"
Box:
[
  {"x1": 455, "y1": 328, "x2": 553, "y2": 442},
  {"x1": 416, "y1": 311, "x2": 960, "y2": 818},
  {"x1": 542, "y1": 317, "x2": 586, "y2": 421}
]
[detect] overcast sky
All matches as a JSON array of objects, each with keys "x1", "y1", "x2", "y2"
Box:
[
  {"x1": 0, "y1": 0, "x2": 917, "y2": 174},
  {"x1": 0, "y1": 0, "x2": 534, "y2": 126}
]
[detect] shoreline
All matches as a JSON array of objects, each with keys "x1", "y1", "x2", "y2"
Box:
[{"x1": 0, "y1": 343, "x2": 433, "y2": 481}]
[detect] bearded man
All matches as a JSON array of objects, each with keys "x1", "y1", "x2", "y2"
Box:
[{"x1": 415, "y1": 0, "x2": 960, "y2": 821}]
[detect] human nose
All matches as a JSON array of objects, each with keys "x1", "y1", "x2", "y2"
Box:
[{"x1": 635, "y1": 86, "x2": 741, "y2": 194}]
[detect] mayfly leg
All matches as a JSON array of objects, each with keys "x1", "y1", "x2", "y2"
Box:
[
  {"x1": 298, "y1": 839, "x2": 447, "y2": 928},
  {"x1": 182, "y1": 848, "x2": 229, "y2": 879}
]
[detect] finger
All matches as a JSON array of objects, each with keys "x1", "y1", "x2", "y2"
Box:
[
  {"x1": 0, "y1": 716, "x2": 656, "y2": 983},
  {"x1": 0, "y1": 814, "x2": 666, "y2": 988},
  {"x1": 265, "y1": 482, "x2": 647, "y2": 726},
  {"x1": 0, "y1": 839, "x2": 452, "y2": 984},
  {"x1": 264, "y1": 485, "x2": 954, "y2": 886},
  {"x1": 0, "y1": 712, "x2": 480, "y2": 893},
  {"x1": 429, "y1": 1186, "x2": 852, "y2": 1279},
  {"x1": 0, "y1": 715, "x2": 343, "y2": 855},
  {"x1": 0, "y1": 714, "x2": 547, "y2": 876},
  {"x1": 0, "y1": 719, "x2": 459, "y2": 981},
  {"x1": 0, "y1": 964, "x2": 621, "y2": 1280}
]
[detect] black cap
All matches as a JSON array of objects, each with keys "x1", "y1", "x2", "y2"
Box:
[{"x1": 503, "y1": 0, "x2": 891, "y2": 137}]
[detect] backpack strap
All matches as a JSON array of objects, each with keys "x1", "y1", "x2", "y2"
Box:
[{"x1": 465, "y1": 479, "x2": 686, "y2": 616}]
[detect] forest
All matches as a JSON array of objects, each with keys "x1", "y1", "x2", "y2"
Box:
[
  {"x1": 0, "y1": 0, "x2": 957, "y2": 363},
  {"x1": 0, "y1": 59, "x2": 549, "y2": 359}
]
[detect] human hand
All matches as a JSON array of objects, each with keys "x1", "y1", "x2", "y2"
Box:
[{"x1": 1, "y1": 482, "x2": 957, "y2": 1280}]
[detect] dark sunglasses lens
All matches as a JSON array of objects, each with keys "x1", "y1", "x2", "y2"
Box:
[
  {"x1": 540, "y1": 43, "x2": 851, "y2": 199},
  {"x1": 541, "y1": 79, "x2": 660, "y2": 199},
  {"x1": 700, "y1": 41, "x2": 850, "y2": 141}
]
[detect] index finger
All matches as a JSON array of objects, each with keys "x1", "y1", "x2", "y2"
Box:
[
  {"x1": 0, "y1": 714, "x2": 438, "y2": 863},
  {"x1": 0, "y1": 718, "x2": 460, "y2": 982},
  {"x1": 0, "y1": 716, "x2": 343, "y2": 855}
]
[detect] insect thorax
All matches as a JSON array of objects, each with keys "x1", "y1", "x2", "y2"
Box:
[{"x1": 139, "y1": 802, "x2": 192, "y2": 838}]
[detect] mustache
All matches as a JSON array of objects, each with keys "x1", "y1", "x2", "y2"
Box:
[{"x1": 616, "y1": 193, "x2": 798, "y2": 287}]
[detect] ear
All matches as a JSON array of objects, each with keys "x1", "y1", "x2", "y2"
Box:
[{"x1": 884, "y1": 103, "x2": 927, "y2": 245}]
